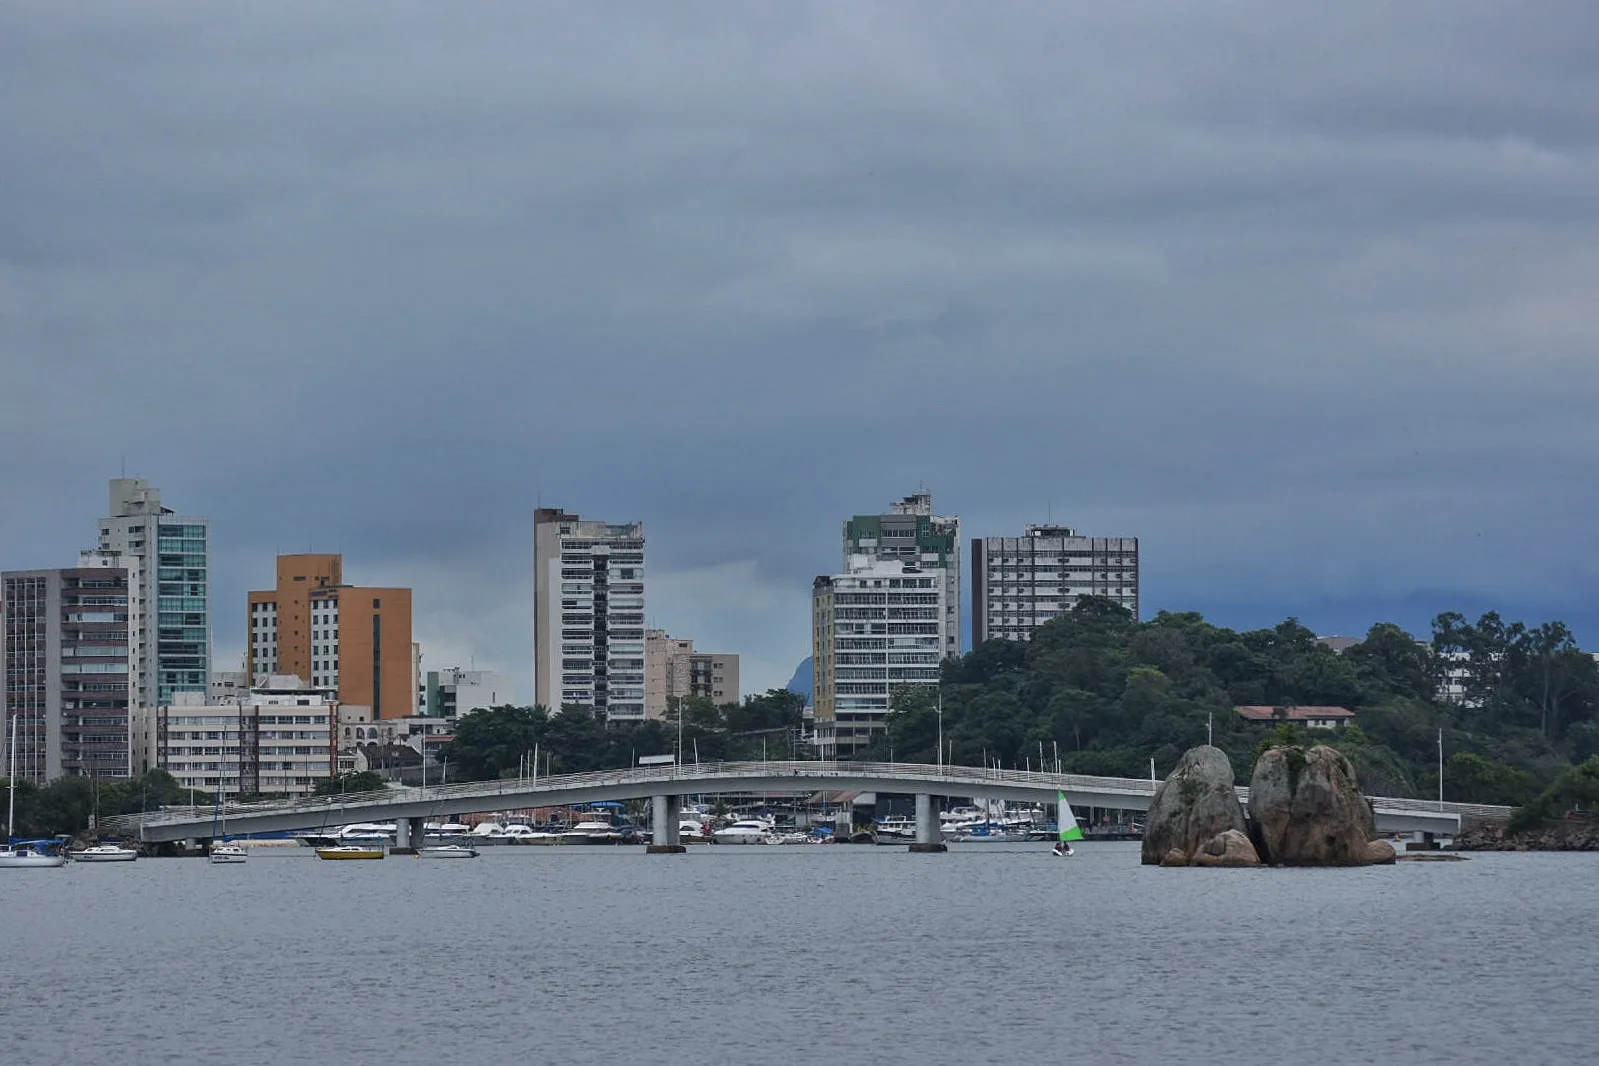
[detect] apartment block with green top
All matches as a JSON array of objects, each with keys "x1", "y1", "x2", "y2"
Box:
[{"x1": 841, "y1": 491, "x2": 961, "y2": 660}]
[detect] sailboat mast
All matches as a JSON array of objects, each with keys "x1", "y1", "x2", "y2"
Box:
[{"x1": 7, "y1": 712, "x2": 15, "y2": 843}]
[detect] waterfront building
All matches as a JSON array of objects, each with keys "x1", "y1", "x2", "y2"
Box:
[
  {"x1": 245, "y1": 554, "x2": 414, "y2": 719},
  {"x1": 1, "y1": 551, "x2": 143, "y2": 780},
  {"x1": 644, "y1": 629, "x2": 740, "y2": 717},
  {"x1": 843, "y1": 492, "x2": 961, "y2": 659},
  {"x1": 533, "y1": 508, "x2": 646, "y2": 721},
  {"x1": 811, "y1": 556, "x2": 946, "y2": 759},
  {"x1": 96, "y1": 477, "x2": 210, "y2": 705},
  {"x1": 971, "y1": 524, "x2": 1140, "y2": 644},
  {"x1": 139, "y1": 674, "x2": 336, "y2": 797},
  {"x1": 423, "y1": 667, "x2": 516, "y2": 717}
]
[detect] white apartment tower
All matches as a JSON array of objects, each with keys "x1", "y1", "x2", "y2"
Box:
[
  {"x1": 972, "y1": 524, "x2": 1140, "y2": 644},
  {"x1": 811, "y1": 556, "x2": 947, "y2": 759},
  {"x1": 842, "y1": 492, "x2": 961, "y2": 659},
  {"x1": 533, "y1": 509, "x2": 646, "y2": 720},
  {"x1": 96, "y1": 478, "x2": 211, "y2": 705}
]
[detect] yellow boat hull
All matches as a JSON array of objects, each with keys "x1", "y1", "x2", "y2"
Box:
[{"x1": 315, "y1": 847, "x2": 385, "y2": 860}]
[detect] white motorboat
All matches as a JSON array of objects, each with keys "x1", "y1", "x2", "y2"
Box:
[
  {"x1": 71, "y1": 843, "x2": 139, "y2": 862},
  {"x1": 420, "y1": 844, "x2": 480, "y2": 859},
  {"x1": 2, "y1": 721, "x2": 67, "y2": 869},
  {"x1": 209, "y1": 843, "x2": 248, "y2": 864},
  {"x1": 679, "y1": 820, "x2": 711, "y2": 843},
  {"x1": 712, "y1": 819, "x2": 775, "y2": 845},
  {"x1": 493, "y1": 823, "x2": 560, "y2": 845},
  {"x1": 559, "y1": 820, "x2": 625, "y2": 845}
]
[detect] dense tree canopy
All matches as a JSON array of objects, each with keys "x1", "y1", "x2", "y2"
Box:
[
  {"x1": 438, "y1": 688, "x2": 807, "y2": 782},
  {"x1": 875, "y1": 598, "x2": 1599, "y2": 806}
]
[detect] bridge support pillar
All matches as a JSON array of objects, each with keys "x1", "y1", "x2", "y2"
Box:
[
  {"x1": 646, "y1": 794, "x2": 685, "y2": 854},
  {"x1": 391, "y1": 816, "x2": 424, "y2": 855},
  {"x1": 909, "y1": 792, "x2": 946, "y2": 853}
]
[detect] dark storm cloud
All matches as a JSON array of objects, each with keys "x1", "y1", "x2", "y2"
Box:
[{"x1": 4, "y1": 2, "x2": 1599, "y2": 691}]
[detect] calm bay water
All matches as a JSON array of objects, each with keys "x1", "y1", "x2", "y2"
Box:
[{"x1": 1, "y1": 842, "x2": 1595, "y2": 1066}]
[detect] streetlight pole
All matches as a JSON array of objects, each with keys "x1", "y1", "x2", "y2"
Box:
[{"x1": 936, "y1": 691, "x2": 944, "y2": 774}]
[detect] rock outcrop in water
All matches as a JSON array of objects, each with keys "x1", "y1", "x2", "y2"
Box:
[
  {"x1": 1141, "y1": 745, "x2": 1254, "y2": 866},
  {"x1": 1145, "y1": 743, "x2": 1390, "y2": 868},
  {"x1": 1249, "y1": 745, "x2": 1375, "y2": 866}
]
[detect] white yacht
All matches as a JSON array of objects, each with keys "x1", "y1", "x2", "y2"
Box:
[
  {"x1": 713, "y1": 819, "x2": 775, "y2": 845},
  {"x1": 71, "y1": 843, "x2": 139, "y2": 862},
  {"x1": 495, "y1": 824, "x2": 560, "y2": 845},
  {"x1": 209, "y1": 842, "x2": 248, "y2": 864}
]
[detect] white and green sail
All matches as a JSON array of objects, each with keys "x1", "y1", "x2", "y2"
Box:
[{"x1": 1057, "y1": 791, "x2": 1084, "y2": 843}]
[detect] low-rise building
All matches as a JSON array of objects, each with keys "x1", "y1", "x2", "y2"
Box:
[
  {"x1": 1234, "y1": 705, "x2": 1356, "y2": 729},
  {"x1": 139, "y1": 674, "x2": 337, "y2": 797},
  {"x1": 423, "y1": 667, "x2": 515, "y2": 718},
  {"x1": 644, "y1": 629, "x2": 740, "y2": 717}
]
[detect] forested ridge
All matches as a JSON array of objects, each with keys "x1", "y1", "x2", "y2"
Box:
[{"x1": 877, "y1": 598, "x2": 1599, "y2": 807}]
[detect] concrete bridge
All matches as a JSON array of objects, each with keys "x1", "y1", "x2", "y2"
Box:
[{"x1": 104, "y1": 761, "x2": 1504, "y2": 851}]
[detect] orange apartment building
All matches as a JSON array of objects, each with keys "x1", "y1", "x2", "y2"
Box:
[{"x1": 246, "y1": 554, "x2": 414, "y2": 719}]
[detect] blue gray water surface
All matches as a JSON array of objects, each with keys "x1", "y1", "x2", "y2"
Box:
[{"x1": 1, "y1": 842, "x2": 1594, "y2": 1066}]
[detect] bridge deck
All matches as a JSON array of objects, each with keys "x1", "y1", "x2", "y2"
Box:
[{"x1": 104, "y1": 761, "x2": 1505, "y2": 842}]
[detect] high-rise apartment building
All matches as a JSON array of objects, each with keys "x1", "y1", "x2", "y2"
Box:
[
  {"x1": 245, "y1": 554, "x2": 413, "y2": 719},
  {"x1": 533, "y1": 508, "x2": 646, "y2": 720},
  {"x1": 96, "y1": 478, "x2": 210, "y2": 705},
  {"x1": 971, "y1": 525, "x2": 1140, "y2": 644},
  {"x1": 811, "y1": 556, "x2": 947, "y2": 759},
  {"x1": 843, "y1": 492, "x2": 961, "y2": 659},
  {"x1": 2, "y1": 551, "x2": 143, "y2": 780},
  {"x1": 644, "y1": 629, "x2": 740, "y2": 717}
]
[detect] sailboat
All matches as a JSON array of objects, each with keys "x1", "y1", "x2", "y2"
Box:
[
  {"x1": 1052, "y1": 791, "x2": 1084, "y2": 858},
  {"x1": 208, "y1": 793, "x2": 247, "y2": 864},
  {"x1": 1, "y1": 715, "x2": 67, "y2": 869}
]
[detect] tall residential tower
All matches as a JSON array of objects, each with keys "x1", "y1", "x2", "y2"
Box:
[
  {"x1": 534, "y1": 509, "x2": 646, "y2": 720},
  {"x1": 972, "y1": 524, "x2": 1139, "y2": 644},
  {"x1": 96, "y1": 478, "x2": 210, "y2": 705},
  {"x1": 2, "y1": 551, "x2": 143, "y2": 780},
  {"x1": 842, "y1": 492, "x2": 961, "y2": 659}
]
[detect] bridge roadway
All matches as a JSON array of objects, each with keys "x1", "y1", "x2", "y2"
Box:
[{"x1": 107, "y1": 761, "x2": 1506, "y2": 845}]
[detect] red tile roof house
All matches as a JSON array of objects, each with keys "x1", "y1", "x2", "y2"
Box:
[{"x1": 1234, "y1": 705, "x2": 1356, "y2": 729}]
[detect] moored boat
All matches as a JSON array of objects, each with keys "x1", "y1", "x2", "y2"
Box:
[
  {"x1": 315, "y1": 845, "x2": 385, "y2": 860},
  {"x1": 71, "y1": 843, "x2": 139, "y2": 862},
  {"x1": 209, "y1": 842, "x2": 248, "y2": 864},
  {"x1": 420, "y1": 844, "x2": 480, "y2": 858},
  {"x1": 712, "y1": 819, "x2": 775, "y2": 845},
  {"x1": 2, "y1": 723, "x2": 68, "y2": 869}
]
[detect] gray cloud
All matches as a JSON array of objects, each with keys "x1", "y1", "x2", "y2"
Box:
[{"x1": 4, "y1": 2, "x2": 1599, "y2": 695}]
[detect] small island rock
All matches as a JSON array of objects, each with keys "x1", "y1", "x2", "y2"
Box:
[
  {"x1": 1249, "y1": 745, "x2": 1376, "y2": 866},
  {"x1": 1141, "y1": 745, "x2": 1250, "y2": 865}
]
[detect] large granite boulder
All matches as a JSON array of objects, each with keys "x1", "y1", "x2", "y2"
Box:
[
  {"x1": 1192, "y1": 828, "x2": 1263, "y2": 867},
  {"x1": 1365, "y1": 839, "x2": 1398, "y2": 865},
  {"x1": 1141, "y1": 745, "x2": 1249, "y2": 865},
  {"x1": 1249, "y1": 745, "x2": 1376, "y2": 866}
]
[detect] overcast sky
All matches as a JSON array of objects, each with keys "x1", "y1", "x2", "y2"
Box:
[{"x1": 4, "y1": 2, "x2": 1598, "y2": 699}]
